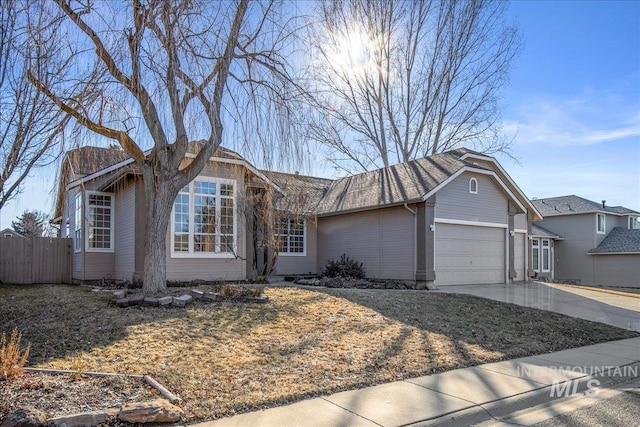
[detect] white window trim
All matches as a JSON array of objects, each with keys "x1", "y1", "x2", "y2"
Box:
[
  {"x1": 541, "y1": 239, "x2": 551, "y2": 273},
  {"x1": 531, "y1": 239, "x2": 540, "y2": 272},
  {"x1": 469, "y1": 177, "x2": 478, "y2": 194},
  {"x1": 629, "y1": 216, "x2": 638, "y2": 230},
  {"x1": 74, "y1": 193, "x2": 82, "y2": 253},
  {"x1": 85, "y1": 191, "x2": 115, "y2": 253},
  {"x1": 596, "y1": 213, "x2": 606, "y2": 234},
  {"x1": 277, "y1": 218, "x2": 307, "y2": 257},
  {"x1": 170, "y1": 177, "x2": 237, "y2": 259}
]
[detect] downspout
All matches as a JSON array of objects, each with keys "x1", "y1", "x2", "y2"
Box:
[
  {"x1": 404, "y1": 203, "x2": 417, "y2": 286},
  {"x1": 403, "y1": 203, "x2": 416, "y2": 216}
]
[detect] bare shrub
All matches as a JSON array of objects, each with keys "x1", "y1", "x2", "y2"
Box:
[{"x1": 0, "y1": 329, "x2": 30, "y2": 381}]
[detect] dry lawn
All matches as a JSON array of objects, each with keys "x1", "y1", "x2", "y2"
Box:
[{"x1": 1, "y1": 284, "x2": 637, "y2": 422}]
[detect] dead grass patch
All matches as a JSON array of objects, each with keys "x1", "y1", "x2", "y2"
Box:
[{"x1": 1, "y1": 284, "x2": 637, "y2": 422}]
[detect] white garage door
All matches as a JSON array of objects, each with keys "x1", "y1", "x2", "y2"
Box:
[
  {"x1": 514, "y1": 233, "x2": 526, "y2": 281},
  {"x1": 435, "y1": 223, "x2": 505, "y2": 285}
]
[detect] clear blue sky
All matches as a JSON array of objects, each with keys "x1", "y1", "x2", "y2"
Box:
[{"x1": 1, "y1": 0, "x2": 639, "y2": 229}]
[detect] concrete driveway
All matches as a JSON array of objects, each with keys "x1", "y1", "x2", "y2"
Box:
[{"x1": 436, "y1": 281, "x2": 640, "y2": 332}]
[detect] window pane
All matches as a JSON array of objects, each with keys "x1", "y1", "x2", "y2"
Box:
[
  {"x1": 221, "y1": 184, "x2": 234, "y2": 196},
  {"x1": 194, "y1": 181, "x2": 216, "y2": 195},
  {"x1": 220, "y1": 235, "x2": 234, "y2": 253},
  {"x1": 532, "y1": 239, "x2": 539, "y2": 271},
  {"x1": 87, "y1": 194, "x2": 112, "y2": 250},
  {"x1": 194, "y1": 234, "x2": 215, "y2": 252}
]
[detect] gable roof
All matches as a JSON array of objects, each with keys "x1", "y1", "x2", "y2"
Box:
[
  {"x1": 53, "y1": 143, "x2": 272, "y2": 220},
  {"x1": 531, "y1": 195, "x2": 640, "y2": 217},
  {"x1": 65, "y1": 146, "x2": 130, "y2": 178},
  {"x1": 588, "y1": 227, "x2": 640, "y2": 254},
  {"x1": 260, "y1": 171, "x2": 333, "y2": 215},
  {"x1": 531, "y1": 224, "x2": 563, "y2": 239},
  {"x1": 315, "y1": 149, "x2": 489, "y2": 215},
  {"x1": 0, "y1": 228, "x2": 25, "y2": 238}
]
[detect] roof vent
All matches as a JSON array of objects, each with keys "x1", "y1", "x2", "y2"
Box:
[
  {"x1": 295, "y1": 171, "x2": 299, "y2": 175},
  {"x1": 602, "y1": 200, "x2": 606, "y2": 209}
]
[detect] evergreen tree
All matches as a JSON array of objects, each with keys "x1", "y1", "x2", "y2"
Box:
[{"x1": 12, "y1": 210, "x2": 48, "y2": 237}]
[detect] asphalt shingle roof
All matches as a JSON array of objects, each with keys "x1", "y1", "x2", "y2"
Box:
[
  {"x1": 588, "y1": 227, "x2": 640, "y2": 254},
  {"x1": 531, "y1": 224, "x2": 562, "y2": 239},
  {"x1": 531, "y1": 195, "x2": 640, "y2": 217},
  {"x1": 261, "y1": 171, "x2": 333, "y2": 215},
  {"x1": 315, "y1": 149, "x2": 487, "y2": 215}
]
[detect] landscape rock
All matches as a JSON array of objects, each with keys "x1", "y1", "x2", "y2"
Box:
[
  {"x1": 46, "y1": 408, "x2": 119, "y2": 427},
  {"x1": 187, "y1": 289, "x2": 204, "y2": 299},
  {"x1": 0, "y1": 407, "x2": 47, "y2": 427},
  {"x1": 172, "y1": 294, "x2": 193, "y2": 307},
  {"x1": 320, "y1": 277, "x2": 344, "y2": 288},
  {"x1": 143, "y1": 297, "x2": 159, "y2": 307},
  {"x1": 113, "y1": 290, "x2": 127, "y2": 299},
  {"x1": 203, "y1": 292, "x2": 224, "y2": 302},
  {"x1": 118, "y1": 399, "x2": 183, "y2": 423},
  {"x1": 158, "y1": 296, "x2": 173, "y2": 306},
  {"x1": 128, "y1": 294, "x2": 145, "y2": 306},
  {"x1": 115, "y1": 298, "x2": 130, "y2": 307}
]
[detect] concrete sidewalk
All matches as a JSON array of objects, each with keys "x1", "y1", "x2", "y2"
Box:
[{"x1": 194, "y1": 337, "x2": 640, "y2": 427}]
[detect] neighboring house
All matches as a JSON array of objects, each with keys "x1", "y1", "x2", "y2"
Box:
[
  {"x1": 0, "y1": 228, "x2": 25, "y2": 238},
  {"x1": 52, "y1": 145, "x2": 542, "y2": 287},
  {"x1": 531, "y1": 195, "x2": 640, "y2": 287}
]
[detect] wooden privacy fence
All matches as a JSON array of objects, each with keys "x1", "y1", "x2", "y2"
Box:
[{"x1": 0, "y1": 237, "x2": 72, "y2": 284}]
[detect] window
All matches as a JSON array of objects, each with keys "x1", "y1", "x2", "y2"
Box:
[
  {"x1": 172, "y1": 178, "x2": 236, "y2": 257},
  {"x1": 86, "y1": 192, "x2": 114, "y2": 251},
  {"x1": 532, "y1": 239, "x2": 539, "y2": 271},
  {"x1": 596, "y1": 214, "x2": 606, "y2": 234},
  {"x1": 276, "y1": 218, "x2": 305, "y2": 255},
  {"x1": 74, "y1": 194, "x2": 82, "y2": 252},
  {"x1": 542, "y1": 240, "x2": 550, "y2": 272},
  {"x1": 532, "y1": 238, "x2": 551, "y2": 273},
  {"x1": 629, "y1": 217, "x2": 639, "y2": 230},
  {"x1": 469, "y1": 177, "x2": 478, "y2": 194},
  {"x1": 3, "y1": 233, "x2": 12, "y2": 238}
]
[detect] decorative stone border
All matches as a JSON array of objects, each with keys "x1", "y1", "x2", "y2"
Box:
[{"x1": 112, "y1": 288, "x2": 268, "y2": 308}]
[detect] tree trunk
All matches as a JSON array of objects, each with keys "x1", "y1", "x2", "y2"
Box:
[{"x1": 141, "y1": 168, "x2": 177, "y2": 296}]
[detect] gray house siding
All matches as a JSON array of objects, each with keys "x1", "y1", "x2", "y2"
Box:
[
  {"x1": 114, "y1": 181, "x2": 136, "y2": 282},
  {"x1": 515, "y1": 213, "x2": 527, "y2": 230},
  {"x1": 435, "y1": 173, "x2": 508, "y2": 224},
  {"x1": 536, "y1": 214, "x2": 594, "y2": 283},
  {"x1": 274, "y1": 219, "x2": 318, "y2": 275},
  {"x1": 591, "y1": 254, "x2": 640, "y2": 288},
  {"x1": 317, "y1": 206, "x2": 415, "y2": 281}
]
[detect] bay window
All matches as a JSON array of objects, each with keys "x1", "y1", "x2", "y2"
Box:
[{"x1": 172, "y1": 178, "x2": 236, "y2": 257}]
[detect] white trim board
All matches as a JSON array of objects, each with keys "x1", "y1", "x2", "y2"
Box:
[{"x1": 434, "y1": 218, "x2": 508, "y2": 229}]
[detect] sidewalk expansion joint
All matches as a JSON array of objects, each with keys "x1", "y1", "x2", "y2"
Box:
[{"x1": 318, "y1": 397, "x2": 383, "y2": 427}]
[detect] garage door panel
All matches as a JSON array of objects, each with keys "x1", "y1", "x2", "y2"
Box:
[{"x1": 435, "y1": 223, "x2": 505, "y2": 285}]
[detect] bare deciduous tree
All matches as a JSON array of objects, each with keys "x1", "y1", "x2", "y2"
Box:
[
  {"x1": 0, "y1": 0, "x2": 67, "y2": 209},
  {"x1": 28, "y1": 0, "x2": 301, "y2": 295},
  {"x1": 306, "y1": 0, "x2": 521, "y2": 172}
]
